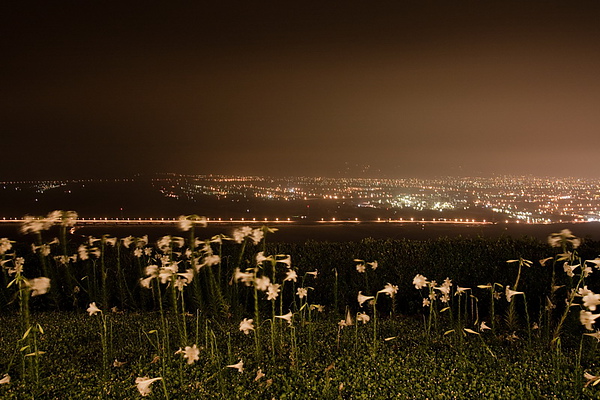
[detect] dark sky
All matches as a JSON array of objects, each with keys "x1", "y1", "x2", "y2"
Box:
[{"x1": 2, "y1": 2, "x2": 600, "y2": 179}]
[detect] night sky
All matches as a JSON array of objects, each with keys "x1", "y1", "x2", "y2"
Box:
[{"x1": 2, "y1": 2, "x2": 600, "y2": 179}]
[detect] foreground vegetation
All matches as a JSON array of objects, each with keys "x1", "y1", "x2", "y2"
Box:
[
  {"x1": 1, "y1": 312, "x2": 599, "y2": 399},
  {"x1": 1, "y1": 211, "x2": 600, "y2": 398}
]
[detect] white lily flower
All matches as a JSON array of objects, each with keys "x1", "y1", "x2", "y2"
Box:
[
  {"x1": 226, "y1": 359, "x2": 244, "y2": 373},
  {"x1": 357, "y1": 312, "x2": 370, "y2": 324},
  {"x1": 413, "y1": 274, "x2": 428, "y2": 290},
  {"x1": 296, "y1": 287, "x2": 308, "y2": 299},
  {"x1": 378, "y1": 283, "x2": 398, "y2": 297},
  {"x1": 239, "y1": 318, "x2": 254, "y2": 335},
  {"x1": 505, "y1": 286, "x2": 524, "y2": 303},
  {"x1": 180, "y1": 344, "x2": 199, "y2": 364},
  {"x1": 266, "y1": 283, "x2": 281, "y2": 300},
  {"x1": 255, "y1": 276, "x2": 270, "y2": 292},
  {"x1": 87, "y1": 302, "x2": 101, "y2": 316},
  {"x1": 135, "y1": 376, "x2": 162, "y2": 396},
  {"x1": 357, "y1": 291, "x2": 374, "y2": 307},
  {"x1": 284, "y1": 269, "x2": 298, "y2": 282},
  {"x1": 29, "y1": 277, "x2": 51, "y2": 296},
  {"x1": 275, "y1": 311, "x2": 293, "y2": 324},
  {"x1": 581, "y1": 310, "x2": 600, "y2": 331}
]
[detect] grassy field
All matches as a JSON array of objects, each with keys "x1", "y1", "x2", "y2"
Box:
[{"x1": 0, "y1": 311, "x2": 598, "y2": 399}]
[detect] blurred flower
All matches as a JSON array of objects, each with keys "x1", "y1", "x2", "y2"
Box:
[
  {"x1": 356, "y1": 263, "x2": 366, "y2": 273},
  {"x1": 87, "y1": 302, "x2": 101, "y2": 316},
  {"x1": 135, "y1": 376, "x2": 162, "y2": 396},
  {"x1": 121, "y1": 236, "x2": 134, "y2": 248},
  {"x1": 254, "y1": 368, "x2": 265, "y2": 381},
  {"x1": 158, "y1": 265, "x2": 177, "y2": 284},
  {"x1": 440, "y1": 294, "x2": 450, "y2": 303},
  {"x1": 539, "y1": 257, "x2": 553, "y2": 267},
  {"x1": 266, "y1": 283, "x2": 281, "y2": 300},
  {"x1": 422, "y1": 298, "x2": 430, "y2": 307},
  {"x1": 580, "y1": 310, "x2": 600, "y2": 330},
  {"x1": 357, "y1": 291, "x2": 374, "y2": 307},
  {"x1": 505, "y1": 286, "x2": 523, "y2": 303},
  {"x1": 0, "y1": 238, "x2": 12, "y2": 255},
  {"x1": 177, "y1": 269, "x2": 194, "y2": 284},
  {"x1": 178, "y1": 215, "x2": 193, "y2": 231},
  {"x1": 20, "y1": 215, "x2": 52, "y2": 234},
  {"x1": 232, "y1": 226, "x2": 253, "y2": 243},
  {"x1": 174, "y1": 278, "x2": 188, "y2": 291},
  {"x1": 256, "y1": 252, "x2": 273, "y2": 265},
  {"x1": 239, "y1": 318, "x2": 254, "y2": 335},
  {"x1": 54, "y1": 255, "x2": 69, "y2": 265},
  {"x1": 113, "y1": 359, "x2": 126, "y2": 367},
  {"x1": 6, "y1": 257, "x2": 24, "y2": 276},
  {"x1": 133, "y1": 248, "x2": 143, "y2": 258},
  {"x1": 227, "y1": 359, "x2": 244, "y2": 373},
  {"x1": 413, "y1": 274, "x2": 428, "y2": 290},
  {"x1": 171, "y1": 236, "x2": 185, "y2": 248},
  {"x1": 563, "y1": 262, "x2": 579, "y2": 278},
  {"x1": 89, "y1": 248, "x2": 101, "y2": 258},
  {"x1": 39, "y1": 244, "x2": 51, "y2": 257},
  {"x1": 378, "y1": 283, "x2": 398, "y2": 297},
  {"x1": 233, "y1": 268, "x2": 254, "y2": 286},
  {"x1": 29, "y1": 277, "x2": 51, "y2": 296},
  {"x1": 157, "y1": 236, "x2": 171, "y2": 252},
  {"x1": 435, "y1": 285, "x2": 450, "y2": 296},
  {"x1": 0, "y1": 374, "x2": 10, "y2": 384},
  {"x1": 587, "y1": 258, "x2": 600, "y2": 269},
  {"x1": 357, "y1": 312, "x2": 370, "y2": 324},
  {"x1": 548, "y1": 229, "x2": 580, "y2": 248},
  {"x1": 255, "y1": 276, "x2": 270, "y2": 292},
  {"x1": 249, "y1": 229, "x2": 264, "y2": 245},
  {"x1": 306, "y1": 269, "x2": 318, "y2": 277},
  {"x1": 585, "y1": 372, "x2": 600, "y2": 387},
  {"x1": 284, "y1": 269, "x2": 298, "y2": 282},
  {"x1": 297, "y1": 287, "x2": 308, "y2": 299},
  {"x1": 310, "y1": 304, "x2": 325, "y2": 312},
  {"x1": 455, "y1": 286, "x2": 470, "y2": 296},
  {"x1": 584, "y1": 331, "x2": 600, "y2": 342},
  {"x1": 276, "y1": 255, "x2": 291, "y2": 267},
  {"x1": 368, "y1": 261, "x2": 378, "y2": 270},
  {"x1": 480, "y1": 321, "x2": 491, "y2": 331},
  {"x1": 181, "y1": 344, "x2": 200, "y2": 364}
]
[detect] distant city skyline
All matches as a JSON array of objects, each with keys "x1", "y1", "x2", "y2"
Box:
[
  {"x1": 2, "y1": 173, "x2": 599, "y2": 223},
  {"x1": 2, "y1": 2, "x2": 600, "y2": 180}
]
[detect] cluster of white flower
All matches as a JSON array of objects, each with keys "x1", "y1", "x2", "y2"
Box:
[
  {"x1": 354, "y1": 259, "x2": 378, "y2": 273},
  {"x1": 20, "y1": 210, "x2": 78, "y2": 234},
  {"x1": 232, "y1": 226, "x2": 265, "y2": 244},
  {"x1": 0, "y1": 238, "x2": 13, "y2": 255},
  {"x1": 177, "y1": 214, "x2": 207, "y2": 231},
  {"x1": 414, "y1": 274, "x2": 476, "y2": 306},
  {"x1": 548, "y1": 229, "x2": 581, "y2": 249}
]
